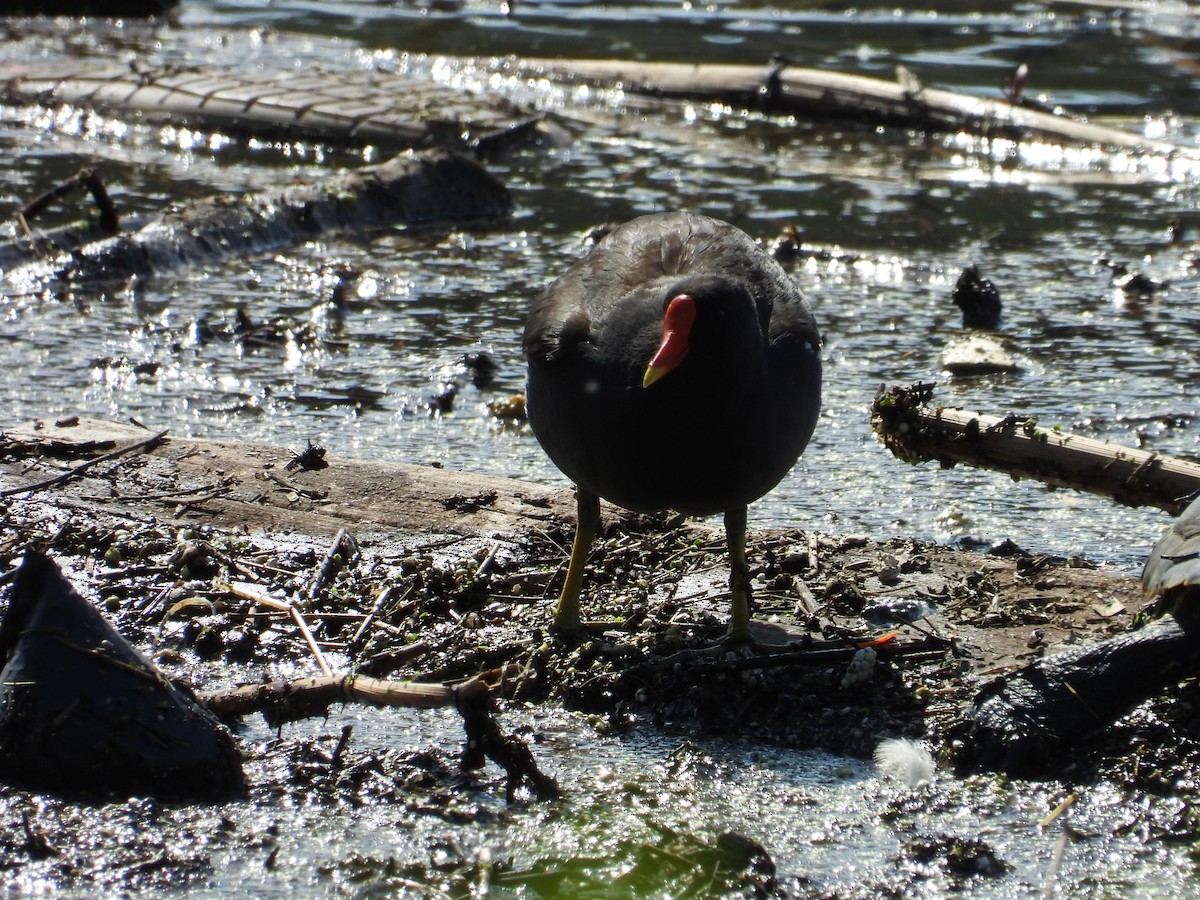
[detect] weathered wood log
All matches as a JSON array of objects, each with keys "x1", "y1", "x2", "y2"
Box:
[
  {"x1": 496, "y1": 55, "x2": 1190, "y2": 156},
  {"x1": 0, "y1": 416, "x2": 586, "y2": 539},
  {"x1": 3, "y1": 148, "x2": 511, "y2": 292},
  {"x1": 871, "y1": 382, "x2": 1200, "y2": 514}
]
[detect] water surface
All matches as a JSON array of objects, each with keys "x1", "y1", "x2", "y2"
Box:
[{"x1": 1, "y1": 2, "x2": 1199, "y2": 895}]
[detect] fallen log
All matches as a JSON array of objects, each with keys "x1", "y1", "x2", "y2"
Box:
[
  {"x1": 2, "y1": 147, "x2": 511, "y2": 293},
  {"x1": 871, "y1": 382, "x2": 1200, "y2": 514},
  {"x1": 494, "y1": 55, "x2": 1190, "y2": 156},
  {"x1": 0, "y1": 416, "x2": 587, "y2": 539}
]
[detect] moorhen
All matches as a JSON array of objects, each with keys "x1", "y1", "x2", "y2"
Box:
[{"x1": 523, "y1": 211, "x2": 822, "y2": 639}]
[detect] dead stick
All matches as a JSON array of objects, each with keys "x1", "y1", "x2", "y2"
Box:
[
  {"x1": 291, "y1": 606, "x2": 332, "y2": 676},
  {"x1": 309, "y1": 527, "x2": 358, "y2": 601},
  {"x1": 224, "y1": 581, "x2": 332, "y2": 675},
  {"x1": 0, "y1": 428, "x2": 168, "y2": 498},
  {"x1": 871, "y1": 383, "x2": 1200, "y2": 514},
  {"x1": 200, "y1": 673, "x2": 455, "y2": 720},
  {"x1": 349, "y1": 584, "x2": 404, "y2": 650},
  {"x1": 199, "y1": 672, "x2": 560, "y2": 798},
  {"x1": 19, "y1": 167, "x2": 118, "y2": 232}
]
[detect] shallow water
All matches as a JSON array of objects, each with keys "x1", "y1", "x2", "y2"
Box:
[
  {"x1": 2, "y1": 3, "x2": 1198, "y2": 573},
  {"x1": 1, "y1": 2, "x2": 1200, "y2": 895},
  {"x1": 2, "y1": 4, "x2": 1198, "y2": 571}
]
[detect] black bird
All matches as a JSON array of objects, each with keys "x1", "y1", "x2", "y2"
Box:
[{"x1": 523, "y1": 211, "x2": 822, "y2": 639}]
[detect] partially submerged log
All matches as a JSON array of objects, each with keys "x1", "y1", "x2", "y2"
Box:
[
  {"x1": 496, "y1": 55, "x2": 1190, "y2": 156},
  {"x1": 0, "y1": 551, "x2": 244, "y2": 799},
  {"x1": 871, "y1": 382, "x2": 1200, "y2": 514},
  {"x1": 3, "y1": 148, "x2": 511, "y2": 293}
]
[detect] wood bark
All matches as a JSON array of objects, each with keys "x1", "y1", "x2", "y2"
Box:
[{"x1": 872, "y1": 383, "x2": 1200, "y2": 514}]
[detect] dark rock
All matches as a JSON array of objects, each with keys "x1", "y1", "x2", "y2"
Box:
[{"x1": 0, "y1": 551, "x2": 244, "y2": 799}]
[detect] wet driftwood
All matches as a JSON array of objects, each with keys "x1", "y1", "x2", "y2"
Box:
[
  {"x1": 0, "y1": 63, "x2": 546, "y2": 152},
  {"x1": 872, "y1": 382, "x2": 1200, "y2": 514},
  {"x1": 2, "y1": 148, "x2": 511, "y2": 292},
  {"x1": 496, "y1": 55, "x2": 1189, "y2": 155}
]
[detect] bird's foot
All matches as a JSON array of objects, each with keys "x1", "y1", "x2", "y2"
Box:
[
  {"x1": 549, "y1": 614, "x2": 585, "y2": 642},
  {"x1": 722, "y1": 625, "x2": 756, "y2": 649}
]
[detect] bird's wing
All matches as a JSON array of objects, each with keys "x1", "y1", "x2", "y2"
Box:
[{"x1": 523, "y1": 290, "x2": 592, "y2": 367}]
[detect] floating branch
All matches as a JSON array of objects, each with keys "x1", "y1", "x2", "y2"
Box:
[
  {"x1": 871, "y1": 382, "x2": 1200, "y2": 514},
  {"x1": 494, "y1": 56, "x2": 1190, "y2": 155}
]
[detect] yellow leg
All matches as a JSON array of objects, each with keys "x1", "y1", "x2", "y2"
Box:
[
  {"x1": 552, "y1": 488, "x2": 600, "y2": 634},
  {"x1": 725, "y1": 506, "x2": 752, "y2": 641}
]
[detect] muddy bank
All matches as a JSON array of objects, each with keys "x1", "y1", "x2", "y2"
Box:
[
  {"x1": 0, "y1": 416, "x2": 1166, "y2": 753},
  {"x1": 2, "y1": 416, "x2": 1199, "y2": 892}
]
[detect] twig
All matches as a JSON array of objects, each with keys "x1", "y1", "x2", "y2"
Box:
[
  {"x1": 349, "y1": 583, "x2": 412, "y2": 651},
  {"x1": 309, "y1": 528, "x2": 359, "y2": 601},
  {"x1": 19, "y1": 167, "x2": 120, "y2": 234},
  {"x1": 261, "y1": 469, "x2": 329, "y2": 499},
  {"x1": 330, "y1": 724, "x2": 353, "y2": 770},
  {"x1": 223, "y1": 582, "x2": 332, "y2": 676},
  {"x1": 0, "y1": 428, "x2": 169, "y2": 498}
]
